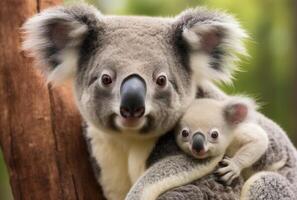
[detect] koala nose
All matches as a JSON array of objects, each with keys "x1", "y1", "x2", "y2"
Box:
[
  {"x1": 120, "y1": 74, "x2": 146, "y2": 119},
  {"x1": 192, "y1": 132, "x2": 205, "y2": 152}
]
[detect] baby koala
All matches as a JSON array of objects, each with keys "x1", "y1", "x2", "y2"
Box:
[{"x1": 175, "y1": 97, "x2": 269, "y2": 185}]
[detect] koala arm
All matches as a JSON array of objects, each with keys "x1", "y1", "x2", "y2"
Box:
[
  {"x1": 231, "y1": 123, "x2": 269, "y2": 169},
  {"x1": 217, "y1": 123, "x2": 269, "y2": 184},
  {"x1": 126, "y1": 154, "x2": 223, "y2": 200}
]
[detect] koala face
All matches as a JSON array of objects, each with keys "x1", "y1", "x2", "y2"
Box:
[
  {"x1": 22, "y1": 5, "x2": 247, "y2": 138},
  {"x1": 175, "y1": 99, "x2": 232, "y2": 158},
  {"x1": 176, "y1": 126, "x2": 227, "y2": 159},
  {"x1": 175, "y1": 98, "x2": 253, "y2": 159},
  {"x1": 75, "y1": 17, "x2": 195, "y2": 136}
]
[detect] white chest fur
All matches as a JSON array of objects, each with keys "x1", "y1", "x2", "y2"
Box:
[{"x1": 87, "y1": 126, "x2": 157, "y2": 200}]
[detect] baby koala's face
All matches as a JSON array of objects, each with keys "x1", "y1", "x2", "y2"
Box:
[
  {"x1": 175, "y1": 99, "x2": 243, "y2": 159},
  {"x1": 176, "y1": 125, "x2": 229, "y2": 159}
]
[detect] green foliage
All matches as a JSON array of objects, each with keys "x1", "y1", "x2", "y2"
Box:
[{"x1": 0, "y1": 150, "x2": 13, "y2": 200}]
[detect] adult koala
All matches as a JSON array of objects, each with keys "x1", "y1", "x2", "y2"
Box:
[{"x1": 23, "y1": 3, "x2": 297, "y2": 200}]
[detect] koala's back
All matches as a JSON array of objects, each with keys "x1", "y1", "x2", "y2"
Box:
[{"x1": 252, "y1": 113, "x2": 297, "y2": 185}]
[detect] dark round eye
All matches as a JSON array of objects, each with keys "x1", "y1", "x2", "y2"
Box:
[
  {"x1": 101, "y1": 74, "x2": 112, "y2": 86},
  {"x1": 181, "y1": 129, "x2": 189, "y2": 138},
  {"x1": 211, "y1": 130, "x2": 219, "y2": 139},
  {"x1": 156, "y1": 75, "x2": 167, "y2": 87}
]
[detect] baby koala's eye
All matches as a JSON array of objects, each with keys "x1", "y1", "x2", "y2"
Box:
[
  {"x1": 208, "y1": 128, "x2": 220, "y2": 143},
  {"x1": 181, "y1": 128, "x2": 190, "y2": 138},
  {"x1": 211, "y1": 130, "x2": 219, "y2": 139}
]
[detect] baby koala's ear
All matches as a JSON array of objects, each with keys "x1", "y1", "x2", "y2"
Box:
[{"x1": 224, "y1": 96, "x2": 257, "y2": 125}]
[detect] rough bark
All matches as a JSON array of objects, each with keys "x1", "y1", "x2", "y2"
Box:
[{"x1": 0, "y1": 0, "x2": 104, "y2": 199}]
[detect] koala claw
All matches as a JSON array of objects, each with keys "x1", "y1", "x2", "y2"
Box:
[{"x1": 215, "y1": 158, "x2": 241, "y2": 185}]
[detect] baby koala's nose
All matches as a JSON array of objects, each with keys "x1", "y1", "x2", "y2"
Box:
[{"x1": 192, "y1": 132, "x2": 205, "y2": 152}]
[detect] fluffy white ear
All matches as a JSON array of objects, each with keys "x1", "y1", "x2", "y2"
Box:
[
  {"x1": 175, "y1": 8, "x2": 248, "y2": 84},
  {"x1": 223, "y1": 96, "x2": 257, "y2": 125},
  {"x1": 22, "y1": 4, "x2": 102, "y2": 84}
]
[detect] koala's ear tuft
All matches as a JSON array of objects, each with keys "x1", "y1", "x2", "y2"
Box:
[
  {"x1": 22, "y1": 4, "x2": 103, "y2": 84},
  {"x1": 174, "y1": 7, "x2": 248, "y2": 84},
  {"x1": 223, "y1": 96, "x2": 257, "y2": 125},
  {"x1": 224, "y1": 103, "x2": 248, "y2": 125}
]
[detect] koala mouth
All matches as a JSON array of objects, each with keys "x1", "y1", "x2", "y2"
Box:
[
  {"x1": 115, "y1": 115, "x2": 146, "y2": 131},
  {"x1": 191, "y1": 148, "x2": 208, "y2": 159}
]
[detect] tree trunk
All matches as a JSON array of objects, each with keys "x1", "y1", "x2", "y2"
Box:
[{"x1": 0, "y1": 0, "x2": 105, "y2": 199}]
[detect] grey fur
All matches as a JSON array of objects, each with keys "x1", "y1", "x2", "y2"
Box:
[
  {"x1": 158, "y1": 175, "x2": 243, "y2": 200},
  {"x1": 126, "y1": 155, "x2": 220, "y2": 200},
  {"x1": 22, "y1": 4, "x2": 297, "y2": 200},
  {"x1": 243, "y1": 172, "x2": 296, "y2": 200},
  {"x1": 23, "y1": 4, "x2": 245, "y2": 137},
  {"x1": 127, "y1": 126, "x2": 244, "y2": 200},
  {"x1": 128, "y1": 85, "x2": 297, "y2": 200},
  {"x1": 174, "y1": 7, "x2": 247, "y2": 83},
  {"x1": 22, "y1": 4, "x2": 102, "y2": 76}
]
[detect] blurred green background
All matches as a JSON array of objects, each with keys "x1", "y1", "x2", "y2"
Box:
[{"x1": 1, "y1": 0, "x2": 296, "y2": 199}]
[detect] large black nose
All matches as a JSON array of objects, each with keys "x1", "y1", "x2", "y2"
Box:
[
  {"x1": 192, "y1": 132, "x2": 205, "y2": 152},
  {"x1": 120, "y1": 74, "x2": 146, "y2": 118}
]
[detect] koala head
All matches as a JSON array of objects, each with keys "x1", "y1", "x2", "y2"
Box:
[
  {"x1": 175, "y1": 97, "x2": 256, "y2": 159},
  {"x1": 22, "y1": 4, "x2": 247, "y2": 138}
]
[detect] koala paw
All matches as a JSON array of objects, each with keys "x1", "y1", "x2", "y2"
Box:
[{"x1": 215, "y1": 157, "x2": 241, "y2": 185}]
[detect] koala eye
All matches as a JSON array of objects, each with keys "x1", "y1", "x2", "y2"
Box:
[
  {"x1": 208, "y1": 128, "x2": 220, "y2": 142},
  {"x1": 211, "y1": 131, "x2": 219, "y2": 139},
  {"x1": 181, "y1": 128, "x2": 190, "y2": 138},
  {"x1": 156, "y1": 74, "x2": 167, "y2": 87},
  {"x1": 101, "y1": 74, "x2": 113, "y2": 86}
]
